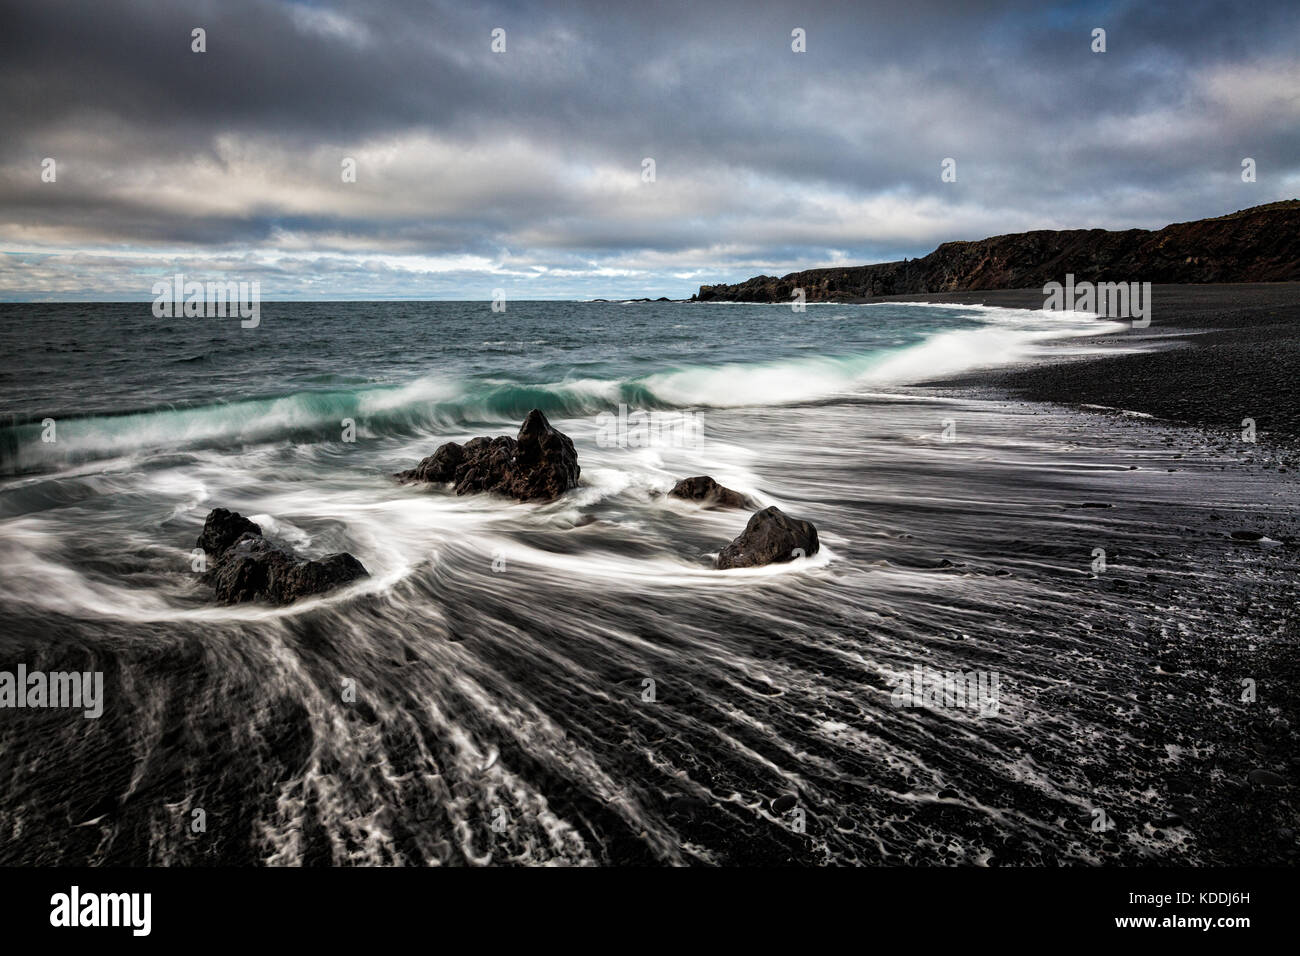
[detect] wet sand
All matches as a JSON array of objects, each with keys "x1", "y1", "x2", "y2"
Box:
[
  {"x1": 877, "y1": 283, "x2": 1300, "y2": 448},
  {"x1": 2, "y1": 293, "x2": 1297, "y2": 866},
  {"x1": 4, "y1": 393, "x2": 1299, "y2": 866}
]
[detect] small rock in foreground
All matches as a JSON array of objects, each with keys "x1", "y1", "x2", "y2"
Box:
[
  {"x1": 668, "y1": 475, "x2": 750, "y2": 509},
  {"x1": 196, "y1": 508, "x2": 367, "y2": 605},
  {"x1": 715, "y1": 505, "x2": 819, "y2": 570}
]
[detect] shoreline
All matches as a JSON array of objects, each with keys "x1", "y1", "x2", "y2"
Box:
[
  {"x1": 5, "y1": 383, "x2": 1298, "y2": 865},
  {"x1": 2, "y1": 296, "x2": 1298, "y2": 865},
  {"x1": 875, "y1": 283, "x2": 1300, "y2": 450}
]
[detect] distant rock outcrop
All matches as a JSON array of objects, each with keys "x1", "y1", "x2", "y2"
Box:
[
  {"x1": 715, "y1": 506, "x2": 820, "y2": 570},
  {"x1": 668, "y1": 475, "x2": 751, "y2": 509},
  {"x1": 692, "y1": 200, "x2": 1300, "y2": 302},
  {"x1": 196, "y1": 508, "x2": 367, "y2": 605},
  {"x1": 395, "y1": 409, "x2": 580, "y2": 502}
]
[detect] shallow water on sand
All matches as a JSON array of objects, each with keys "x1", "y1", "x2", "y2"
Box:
[{"x1": 0, "y1": 302, "x2": 1294, "y2": 864}]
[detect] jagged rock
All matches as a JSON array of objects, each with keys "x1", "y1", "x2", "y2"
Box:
[
  {"x1": 394, "y1": 409, "x2": 579, "y2": 502},
  {"x1": 715, "y1": 506, "x2": 820, "y2": 570},
  {"x1": 195, "y1": 508, "x2": 367, "y2": 605},
  {"x1": 396, "y1": 441, "x2": 466, "y2": 484},
  {"x1": 195, "y1": 507, "x2": 261, "y2": 557},
  {"x1": 511, "y1": 409, "x2": 581, "y2": 499},
  {"x1": 668, "y1": 475, "x2": 750, "y2": 509}
]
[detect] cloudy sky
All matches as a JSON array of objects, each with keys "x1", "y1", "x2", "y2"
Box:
[{"x1": 1, "y1": 0, "x2": 1297, "y2": 300}]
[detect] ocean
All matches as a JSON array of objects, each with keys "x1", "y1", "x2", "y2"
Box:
[{"x1": 0, "y1": 301, "x2": 1276, "y2": 865}]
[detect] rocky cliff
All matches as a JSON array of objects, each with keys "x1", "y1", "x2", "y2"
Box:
[{"x1": 692, "y1": 200, "x2": 1300, "y2": 302}]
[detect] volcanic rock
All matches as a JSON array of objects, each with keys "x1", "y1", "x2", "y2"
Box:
[
  {"x1": 394, "y1": 409, "x2": 580, "y2": 502},
  {"x1": 195, "y1": 507, "x2": 262, "y2": 557},
  {"x1": 715, "y1": 506, "x2": 820, "y2": 570},
  {"x1": 668, "y1": 475, "x2": 750, "y2": 509},
  {"x1": 195, "y1": 508, "x2": 367, "y2": 605}
]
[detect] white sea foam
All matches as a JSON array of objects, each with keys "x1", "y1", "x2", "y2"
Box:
[{"x1": 1, "y1": 305, "x2": 1126, "y2": 472}]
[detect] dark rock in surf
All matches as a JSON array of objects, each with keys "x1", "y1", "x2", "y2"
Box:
[
  {"x1": 394, "y1": 409, "x2": 580, "y2": 502},
  {"x1": 770, "y1": 794, "x2": 798, "y2": 814},
  {"x1": 196, "y1": 507, "x2": 262, "y2": 557},
  {"x1": 208, "y1": 535, "x2": 367, "y2": 605},
  {"x1": 396, "y1": 440, "x2": 467, "y2": 484},
  {"x1": 196, "y1": 508, "x2": 368, "y2": 606},
  {"x1": 511, "y1": 409, "x2": 581, "y2": 499},
  {"x1": 668, "y1": 475, "x2": 750, "y2": 509},
  {"x1": 715, "y1": 506, "x2": 819, "y2": 570}
]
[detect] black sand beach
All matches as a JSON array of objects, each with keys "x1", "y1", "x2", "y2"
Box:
[
  {"x1": 900, "y1": 283, "x2": 1300, "y2": 449},
  {"x1": 3, "y1": 293, "x2": 1299, "y2": 866},
  {"x1": 908, "y1": 282, "x2": 1300, "y2": 866},
  {"x1": 6, "y1": 0, "x2": 1300, "y2": 935}
]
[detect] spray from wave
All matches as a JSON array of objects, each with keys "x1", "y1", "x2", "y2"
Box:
[{"x1": 0, "y1": 306, "x2": 1118, "y2": 474}]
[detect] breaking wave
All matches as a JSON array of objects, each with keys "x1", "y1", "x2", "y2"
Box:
[{"x1": 0, "y1": 307, "x2": 1117, "y2": 474}]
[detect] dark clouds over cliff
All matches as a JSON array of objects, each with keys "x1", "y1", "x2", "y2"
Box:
[{"x1": 1, "y1": 0, "x2": 1297, "y2": 298}]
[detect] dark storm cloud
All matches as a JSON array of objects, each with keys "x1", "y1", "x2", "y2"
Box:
[{"x1": 0, "y1": 0, "x2": 1296, "y2": 297}]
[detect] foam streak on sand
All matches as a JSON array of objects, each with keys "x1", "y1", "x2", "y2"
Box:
[{"x1": 0, "y1": 299, "x2": 1296, "y2": 866}]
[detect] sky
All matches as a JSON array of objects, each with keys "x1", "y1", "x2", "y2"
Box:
[{"x1": 0, "y1": 0, "x2": 1297, "y2": 300}]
